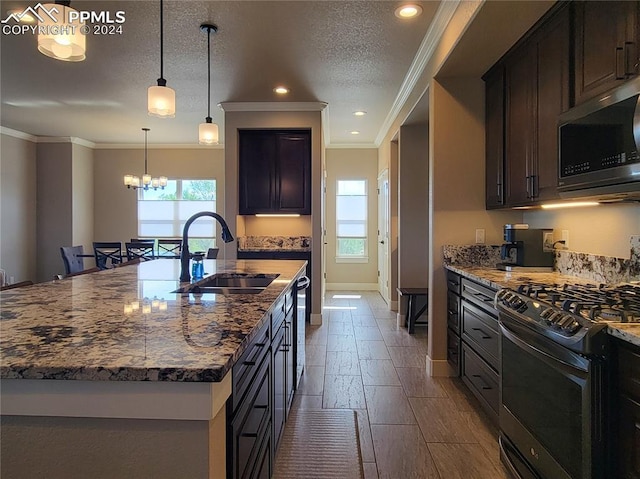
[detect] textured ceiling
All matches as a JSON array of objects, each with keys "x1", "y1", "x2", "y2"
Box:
[{"x1": 0, "y1": 0, "x2": 439, "y2": 146}]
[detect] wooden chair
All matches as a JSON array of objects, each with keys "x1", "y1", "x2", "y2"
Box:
[
  {"x1": 396, "y1": 287, "x2": 429, "y2": 334},
  {"x1": 93, "y1": 242, "x2": 123, "y2": 270},
  {"x1": 1, "y1": 280, "x2": 34, "y2": 291},
  {"x1": 157, "y1": 239, "x2": 182, "y2": 257},
  {"x1": 125, "y1": 242, "x2": 155, "y2": 262},
  {"x1": 60, "y1": 245, "x2": 85, "y2": 275}
]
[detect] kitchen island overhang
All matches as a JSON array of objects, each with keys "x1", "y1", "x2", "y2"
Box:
[{"x1": 0, "y1": 258, "x2": 307, "y2": 479}]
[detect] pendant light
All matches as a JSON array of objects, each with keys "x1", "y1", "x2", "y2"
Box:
[
  {"x1": 148, "y1": 0, "x2": 175, "y2": 118},
  {"x1": 124, "y1": 128, "x2": 168, "y2": 190},
  {"x1": 199, "y1": 23, "x2": 219, "y2": 145},
  {"x1": 37, "y1": 1, "x2": 86, "y2": 62}
]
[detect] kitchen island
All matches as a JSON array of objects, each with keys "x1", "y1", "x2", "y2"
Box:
[{"x1": 0, "y1": 259, "x2": 306, "y2": 479}]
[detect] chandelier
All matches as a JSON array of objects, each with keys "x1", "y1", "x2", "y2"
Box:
[{"x1": 123, "y1": 128, "x2": 167, "y2": 190}]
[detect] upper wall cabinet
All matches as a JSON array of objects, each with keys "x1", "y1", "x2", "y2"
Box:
[
  {"x1": 239, "y1": 129, "x2": 311, "y2": 215},
  {"x1": 485, "y1": 4, "x2": 570, "y2": 209},
  {"x1": 574, "y1": 1, "x2": 640, "y2": 105}
]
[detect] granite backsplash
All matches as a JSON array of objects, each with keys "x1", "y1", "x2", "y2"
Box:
[
  {"x1": 443, "y1": 235, "x2": 640, "y2": 284},
  {"x1": 237, "y1": 236, "x2": 311, "y2": 251}
]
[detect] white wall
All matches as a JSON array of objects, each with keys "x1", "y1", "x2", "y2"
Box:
[
  {"x1": 72, "y1": 143, "x2": 94, "y2": 255},
  {"x1": 325, "y1": 148, "x2": 378, "y2": 287},
  {"x1": 0, "y1": 133, "x2": 37, "y2": 284},
  {"x1": 93, "y1": 147, "x2": 225, "y2": 254},
  {"x1": 525, "y1": 203, "x2": 640, "y2": 258}
]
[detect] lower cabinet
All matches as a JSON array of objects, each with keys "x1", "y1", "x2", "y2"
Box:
[
  {"x1": 446, "y1": 271, "x2": 462, "y2": 376},
  {"x1": 227, "y1": 283, "x2": 298, "y2": 479},
  {"x1": 614, "y1": 339, "x2": 640, "y2": 479},
  {"x1": 453, "y1": 274, "x2": 500, "y2": 424}
]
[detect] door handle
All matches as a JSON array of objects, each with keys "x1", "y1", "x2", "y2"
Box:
[
  {"x1": 471, "y1": 327, "x2": 492, "y2": 340},
  {"x1": 616, "y1": 46, "x2": 626, "y2": 79},
  {"x1": 379, "y1": 240, "x2": 385, "y2": 244},
  {"x1": 471, "y1": 374, "x2": 492, "y2": 390}
]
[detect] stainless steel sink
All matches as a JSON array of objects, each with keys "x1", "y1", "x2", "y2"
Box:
[{"x1": 173, "y1": 273, "x2": 279, "y2": 295}]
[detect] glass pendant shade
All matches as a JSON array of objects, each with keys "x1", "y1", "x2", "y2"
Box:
[
  {"x1": 199, "y1": 121, "x2": 219, "y2": 145},
  {"x1": 37, "y1": 4, "x2": 86, "y2": 62},
  {"x1": 148, "y1": 85, "x2": 176, "y2": 118}
]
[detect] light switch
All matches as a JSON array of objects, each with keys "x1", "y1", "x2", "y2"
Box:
[{"x1": 475, "y1": 229, "x2": 485, "y2": 244}]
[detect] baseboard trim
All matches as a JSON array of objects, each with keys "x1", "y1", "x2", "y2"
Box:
[
  {"x1": 310, "y1": 313, "x2": 323, "y2": 325},
  {"x1": 426, "y1": 357, "x2": 453, "y2": 377},
  {"x1": 389, "y1": 300, "x2": 398, "y2": 311},
  {"x1": 325, "y1": 283, "x2": 379, "y2": 291}
]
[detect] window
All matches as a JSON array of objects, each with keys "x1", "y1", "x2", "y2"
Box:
[
  {"x1": 138, "y1": 179, "x2": 217, "y2": 252},
  {"x1": 336, "y1": 179, "x2": 367, "y2": 261}
]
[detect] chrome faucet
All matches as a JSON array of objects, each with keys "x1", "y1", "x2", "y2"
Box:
[{"x1": 180, "y1": 211, "x2": 234, "y2": 282}]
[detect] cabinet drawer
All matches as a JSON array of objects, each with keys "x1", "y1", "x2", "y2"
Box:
[
  {"x1": 619, "y1": 342, "x2": 640, "y2": 399},
  {"x1": 461, "y1": 278, "x2": 497, "y2": 311},
  {"x1": 447, "y1": 328, "x2": 461, "y2": 377},
  {"x1": 229, "y1": 353, "x2": 271, "y2": 479},
  {"x1": 447, "y1": 291, "x2": 460, "y2": 334},
  {"x1": 461, "y1": 301, "x2": 499, "y2": 371},
  {"x1": 231, "y1": 321, "x2": 270, "y2": 413},
  {"x1": 447, "y1": 271, "x2": 461, "y2": 295},
  {"x1": 461, "y1": 342, "x2": 499, "y2": 419}
]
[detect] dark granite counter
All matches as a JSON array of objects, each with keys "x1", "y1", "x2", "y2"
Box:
[
  {"x1": 237, "y1": 235, "x2": 311, "y2": 253},
  {"x1": 444, "y1": 264, "x2": 640, "y2": 347},
  {"x1": 0, "y1": 259, "x2": 306, "y2": 382}
]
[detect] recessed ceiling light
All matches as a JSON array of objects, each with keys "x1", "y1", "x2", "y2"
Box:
[
  {"x1": 274, "y1": 86, "x2": 289, "y2": 94},
  {"x1": 7, "y1": 9, "x2": 36, "y2": 22},
  {"x1": 350, "y1": 131, "x2": 360, "y2": 135},
  {"x1": 353, "y1": 111, "x2": 367, "y2": 116},
  {"x1": 395, "y1": 4, "x2": 423, "y2": 19}
]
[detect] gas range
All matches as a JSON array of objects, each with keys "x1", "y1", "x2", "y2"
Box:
[{"x1": 495, "y1": 282, "x2": 640, "y2": 355}]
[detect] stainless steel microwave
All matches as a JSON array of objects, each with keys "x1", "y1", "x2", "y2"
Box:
[{"x1": 558, "y1": 76, "x2": 640, "y2": 200}]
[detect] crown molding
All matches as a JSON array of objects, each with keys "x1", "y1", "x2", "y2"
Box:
[
  {"x1": 95, "y1": 143, "x2": 225, "y2": 150},
  {"x1": 374, "y1": 0, "x2": 460, "y2": 147},
  {"x1": 34, "y1": 136, "x2": 96, "y2": 148},
  {"x1": 0, "y1": 126, "x2": 37, "y2": 142},
  {"x1": 219, "y1": 101, "x2": 328, "y2": 112}
]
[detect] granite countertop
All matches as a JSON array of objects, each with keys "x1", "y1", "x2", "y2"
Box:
[
  {"x1": 445, "y1": 264, "x2": 640, "y2": 348},
  {"x1": 0, "y1": 259, "x2": 306, "y2": 382}
]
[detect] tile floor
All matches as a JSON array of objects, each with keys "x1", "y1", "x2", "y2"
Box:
[{"x1": 290, "y1": 291, "x2": 511, "y2": 479}]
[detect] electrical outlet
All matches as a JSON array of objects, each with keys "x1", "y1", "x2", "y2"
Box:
[
  {"x1": 475, "y1": 229, "x2": 485, "y2": 244},
  {"x1": 561, "y1": 230, "x2": 569, "y2": 249}
]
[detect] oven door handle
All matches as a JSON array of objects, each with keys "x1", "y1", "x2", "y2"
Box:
[{"x1": 499, "y1": 319, "x2": 589, "y2": 376}]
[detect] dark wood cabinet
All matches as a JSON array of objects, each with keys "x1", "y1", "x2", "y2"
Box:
[
  {"x1": 615, "y1": 339, "x2": 640, "y2": 479},
  {"x1": 446, "y1": 271, "x2": 462, "y2": 376},
  {"x1": 484, "y1": 67, "x2": 505, "y2": 209},
  {"x1": 239, "y1": 129, "x2": 311, "y2": 215},
  {"x1": 574, "y1": 1, "x2": 640, "y2": 106},
  {"x1": 237, "y1": 250, "x2": 311, "y2": 324},
  {"x1": 485, "y1": 3, "x2": 569, "y2": 208},
  {"x1": 227, "y1": 280, "x2": 300, "y2": 479},
  {"x1": 459, "y1": 276, "x2": 499, "y2": 423}
]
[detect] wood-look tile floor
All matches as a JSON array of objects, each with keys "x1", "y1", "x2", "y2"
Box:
[{"x1": 290, "y1": 291, "x2": 511, "y2": 479}]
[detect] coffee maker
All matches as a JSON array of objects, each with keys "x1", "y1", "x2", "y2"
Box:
[{"x1": 498, "y1": 224, "x2": 554, "y2": 270}]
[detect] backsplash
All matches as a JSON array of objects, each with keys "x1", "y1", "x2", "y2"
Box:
[
  {"x1": 555, "y1": 235, "x2": 639, "y2": 283},
  {"x1": 443, "y1": 235, "x2": 640, "y2": 284},
  {"x1": 443, "y1": 244, "x2": 502, "y2": 267},
  {"x1": 237, "y1": 236, "x2": 311, "y2": 251}
]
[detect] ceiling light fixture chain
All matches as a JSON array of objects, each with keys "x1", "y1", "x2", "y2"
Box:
[
  {"x1": 198, "y1": 23, "x2": 219, "y2": 145},
  {"x1": 124, "y1": 128, "x2": 168, "y2": 191},
  {"x1": 147, "y1": 0, "x2": 176, "y2": 118}
]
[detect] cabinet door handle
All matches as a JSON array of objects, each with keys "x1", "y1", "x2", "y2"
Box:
[
  {"x1": 471, "y1": 374, "x2": 492, "y2": 390},
  {"x1": 243, "y1": 361, "x2": 256, "y2": 366},
  {"x1": 525, "y1": 175, "x2": 531, "y2": 198},
  {"x1": 532, "y1": 174, "x2": 538, "y2": 198},
  {"x1": 448, "y1": 310, "x2": 457, "y2": 316},
  {"x1": 625, "y1": 42, "x2": 637, "y2": 76},
  {"x1": 616, "y1": 46, "x2": 626, "y2": 79},
  {"x1": 472, "y1": 327, "x2": 492, "y2": 340},
  {"x1": 472, "y1": 292, "x2": 494, "y2": 303},
  {"x1": 241, "y1": 432, "x2": 258, "y2": 438},
  {"x1": 497, "y1": 182, "x2": 503, "y2": 204}
]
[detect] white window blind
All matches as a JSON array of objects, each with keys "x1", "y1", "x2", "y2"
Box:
[
  {"x1": 336, "y1": 179, "x2": 367, "y2": 259},
  {"x1": 138, "y1": 179, "x2": 217, "y2": 250}
]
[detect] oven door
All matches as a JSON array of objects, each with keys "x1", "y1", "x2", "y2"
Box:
[{"x1": 498, "y1": 315, "x2": 607, "y2": 479}]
